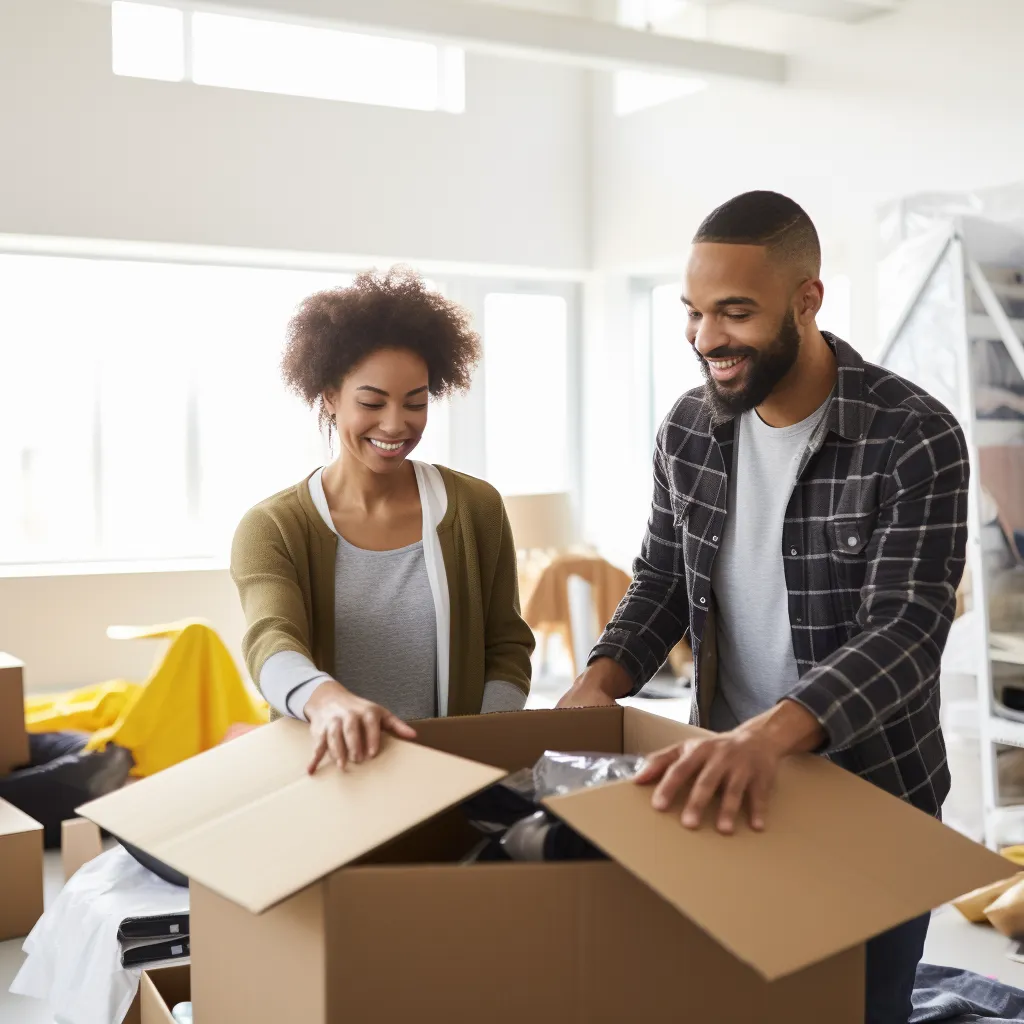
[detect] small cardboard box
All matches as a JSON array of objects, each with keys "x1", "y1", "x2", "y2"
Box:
[
  {"x1": 0, "y1": 797, "x2": 44, "y2": 941},
  {"x1": 80, "y1": 708, "x2": 1015, "y2": 1024},
  {"x1": 123, "y1": 964, "x2": 191, "y2": 1024},
  {"x1": 62, "y1": 816, "x2": 104, "y2": 881},
  {"x1": 0, "y1": 653, "x2": 30, "y2": 775}
]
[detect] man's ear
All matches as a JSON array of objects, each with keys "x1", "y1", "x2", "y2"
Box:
[{"x1": 796, "y1": 279, "x2": 824, "y2": 325}]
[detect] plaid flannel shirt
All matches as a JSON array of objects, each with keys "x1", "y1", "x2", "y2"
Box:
[{"x1": 592, "y1": 336, "x2": 969, "y2": 816}]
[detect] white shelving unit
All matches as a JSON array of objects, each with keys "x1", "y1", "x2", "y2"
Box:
[{"x1": 878, "y1": 212, "x2": 1024, "y2": 848}]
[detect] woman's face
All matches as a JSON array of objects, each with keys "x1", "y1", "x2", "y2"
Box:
[{"x1": 326, "y1": 348, "x2": 430, "y2": 475}]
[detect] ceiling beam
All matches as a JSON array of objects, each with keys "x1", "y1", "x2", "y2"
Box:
[
  {"x1": 178, "y1": 0, "x2": 787, "y2": 84},
  {"x1": 695, "y1": 0, "x2": 898, "y2": 23}
]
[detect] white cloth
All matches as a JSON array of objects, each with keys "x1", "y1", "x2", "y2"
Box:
[
  {"x1": 10, "y1": 847, "x2": 189, "y2": 1024},
  {"x1": 710, "y1": 399, "x2": 830, "y2": 729},
  {"x1": 260, "y1": 462, "x2": 527, "y2": 720}
]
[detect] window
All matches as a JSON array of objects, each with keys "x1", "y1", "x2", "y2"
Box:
[
  {"x1": 483, "y1": 293, "x2": 570, "y2": 495},
  {"x1": 651, "y1": 282, "x2": 703, "y2": 431},
  {"x1": 0, "y1": 253, "x2": 579, "y2": 570},
  {"x1": 111, "y1": 2, "x2": 465, "y2": 113},
  {"x1": 615, "y1": 0, "x2": 706, "y2": 115},
  {"x1": 0, "y1": 254, "x2": 348, "y2": 566},
  {"x1": 820, "y1": 274, "x2": 852, "y2": 342},
  {"x1": 614, "y1": 71, "x2": 706, "y2": 117}
]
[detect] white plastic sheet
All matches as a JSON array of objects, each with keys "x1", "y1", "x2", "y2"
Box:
[{"x1": 10, "y1": 846, "x2": 189, "y2": 1024}]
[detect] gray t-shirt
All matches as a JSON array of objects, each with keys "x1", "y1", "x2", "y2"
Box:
[
  {"x1": 259, "y1": 467, "x2": 527, "y2": 720},
  {"x1": 709, "y1": 398, "x2": 830, "y2": 730}
]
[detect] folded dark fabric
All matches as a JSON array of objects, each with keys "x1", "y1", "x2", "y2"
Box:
[
  {"x1": 912, "y1": 963, "x2": 1024, "y2": 1022},
  {"x1": 0, "y1": 734, "x2": 134, "y2": 848},
  {"x1": 462, "y1": 752, "x2": 642, "y2": 863},
  {"x1": 118, "y1": 840, "x2": 189, "y2": 888}
]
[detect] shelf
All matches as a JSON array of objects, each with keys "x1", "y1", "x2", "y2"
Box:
[
  {"x1": 988, "y1": 714, "x2": 1024, "y2": 749},
  {"x1": 967, "y1": 313, "x2": 1024, "y2": 340}
]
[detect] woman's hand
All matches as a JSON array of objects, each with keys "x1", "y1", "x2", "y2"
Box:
[{"x1": 304, "y1": 680, "x2": 417, "y2": 773}]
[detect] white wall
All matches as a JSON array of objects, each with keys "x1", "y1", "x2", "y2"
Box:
[
  {"x1": 592, "y1": 0, "x2": 1024, "y2": 344},
  {"x1": 0, "y1": 569, "x2": 246, "y2": 693},
  {"x1": 0, "y1": 0, "x2": 590, "y2": 270},
  {"x1": 0, "y1": 0, "x2": 595, "y2": 691},
  {"x1": 580, "y1": 0, "x2": 1024, "y2": 562}
]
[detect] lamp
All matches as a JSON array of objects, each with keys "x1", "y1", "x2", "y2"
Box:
[{"x1": 502, "y1": 492, "x2": 576, "y2": 554}]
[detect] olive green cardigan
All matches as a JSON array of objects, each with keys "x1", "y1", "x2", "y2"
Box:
[{"x1": 230, "y1": 466, "x2": 534, "y2": 718}]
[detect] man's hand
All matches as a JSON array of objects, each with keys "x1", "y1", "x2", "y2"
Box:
[
  {"x1": 556, "y1": 658, "x2": 632, "y2": 709},
  {"x1": 634, "y1": 699, "x2": 825, "y2": 834}
]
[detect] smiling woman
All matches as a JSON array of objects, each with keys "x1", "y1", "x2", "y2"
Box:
[{"x1": 231, "y1": 267, "x2": 535, "y2": 771}]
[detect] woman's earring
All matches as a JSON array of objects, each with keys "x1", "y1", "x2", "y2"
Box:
[{"x1": 330, "y1": 414, "x2": 336, "y2": 428}]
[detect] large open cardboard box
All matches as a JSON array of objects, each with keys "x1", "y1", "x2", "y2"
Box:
[
  {"x1": 0, "y1": 653, "x2": 30, "y2": 775},
  {"x1": 80, "y1": 707, "x2": 1014, "y2": 1024}
]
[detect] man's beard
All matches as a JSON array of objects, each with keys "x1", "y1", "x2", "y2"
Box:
[{"x1": 698, "y1": 310, "x2": 801, "y2": 418}]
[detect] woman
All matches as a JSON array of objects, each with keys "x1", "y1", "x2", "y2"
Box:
[{"x1": 231, "y1": 267, "x2": 534, "y2": 772}]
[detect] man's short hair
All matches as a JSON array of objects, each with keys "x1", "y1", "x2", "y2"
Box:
[{"x1": 693, "y1": 191, "x2": 821, "y2": 277}]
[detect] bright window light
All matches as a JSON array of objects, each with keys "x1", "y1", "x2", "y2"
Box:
[
  {"x1": 651, "y1": 282, "x2": 704, "y2": 429},
  {"x1": 484, "y1": 293, "x2": 569, "y2": 496},
  {"x1": 192, "y1": 13, "x2": 439, "y2": 110},
  {"x1": 614, "y1": 70, "x2": 706, "y2": 116},
  {"x1": 439, "y1": 46, "x2": 467, "y2": 115},
  {"x1": 111, "y1": 1, "x2": 185, "y2": 82},
  {"x1": 110, "y1": 3, "x2": 464, "y2": 114},
  {"x1": 821, "y1": 274, "x2": 853, "y2": 341}
]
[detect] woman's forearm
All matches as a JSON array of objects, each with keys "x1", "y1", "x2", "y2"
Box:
[{"x1": 260, "y1": 650, "x2": 334, "y2": 720}]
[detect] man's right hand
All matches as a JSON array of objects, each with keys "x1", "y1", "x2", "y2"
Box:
[
  {"x1": 556, "y1": 658, "x2": 632, "y2": 708},
  {"x1": 305, "y1": 680, "x2": 417, "y2": 773}
]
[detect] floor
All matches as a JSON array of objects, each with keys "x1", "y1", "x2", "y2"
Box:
[{"x1": 5, "y1": 682, "x2": 1024, "y2": 1022}]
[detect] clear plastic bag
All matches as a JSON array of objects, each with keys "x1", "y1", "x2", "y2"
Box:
[{"x1": 532, "y1": 751, "x2": 645, "y2": 800}]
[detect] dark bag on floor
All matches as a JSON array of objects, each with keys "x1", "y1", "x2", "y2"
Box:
[{"x1": 0, "y1": 731, "x2": 134, "y2": 848}]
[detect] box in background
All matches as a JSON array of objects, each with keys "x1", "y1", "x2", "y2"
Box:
[
  {"x1": 0, "y1": 796, "x2": 44, "y2": 941},
  {"x1": 62, "y1": 816, "x2": 104, "y2": 881},
  {"x1": 0, "y1": 653, "x2": 29, "y2": 775},
  {"x1": 80, "y1": 708, "x2": 1016, "y2": 1024}
]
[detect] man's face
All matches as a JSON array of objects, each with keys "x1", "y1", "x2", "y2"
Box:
[{"x1": 682, "y1": 243, "x2": 803, "y2": 417}]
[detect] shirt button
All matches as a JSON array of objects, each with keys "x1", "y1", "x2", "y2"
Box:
[
  {"x1": 847, "y1": 535, "x2": 858, "y2": 547},
  {"x1": 790, "y1": 547, "x2": 798, "y2": 556},
  {"x1": 795, "y1": 617, "x2": 803, "y2": 624},
  {"x1": 712, "y1": 536, "x2": 719, "y2": 543},
  {"x1": 699, "y1": 597, "x2": 706, "y2": 605}
]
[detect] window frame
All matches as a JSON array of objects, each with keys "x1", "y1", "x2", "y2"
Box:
[{"x1": 0, "y1": 239, "x2": 583, "y2": 576}]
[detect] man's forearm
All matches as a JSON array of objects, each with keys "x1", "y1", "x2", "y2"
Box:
[{"x1": 741, "y1": 698, "x2": 826, "y2": 756}]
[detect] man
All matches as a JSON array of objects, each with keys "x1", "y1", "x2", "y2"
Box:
[{"x1": 558, "y1": 191, "x2": 969, "y2": 1024}]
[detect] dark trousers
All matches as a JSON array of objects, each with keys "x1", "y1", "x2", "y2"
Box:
[{"x1": 865, "y1": 912, "x2": 930, "y2": 1024}]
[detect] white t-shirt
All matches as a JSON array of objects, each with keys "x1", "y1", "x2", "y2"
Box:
[{"x1": 709, "y1": 397, "x2": 830, "y2": 730}]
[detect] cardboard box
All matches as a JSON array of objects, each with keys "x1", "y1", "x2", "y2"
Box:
[
  {"x1": 79, "y1": 708, "x2": 1015, "y2": 1024},
  {"x1": 0, "y1": 653, "x2": 30, "y2": 775},
  {"x1": 124, "y1": 964, "x2": 191, "y2": 1024},
  {"x1": 0, "y1": 796, "x2": 44, "y2": 941},
  {"x1": 62, "y1": 816, "x2": 104, "y2": 881}
]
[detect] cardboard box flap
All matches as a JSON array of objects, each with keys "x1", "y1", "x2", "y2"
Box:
[
  {"x1": 546, "y1": 744, "x2": 1014, "y2": 981},
  {"x1": 0, "y1": 797, "x2": 43, "y2": 837},
  {"x1": 79, "y1": 719, "x2": 504, "y2": 914}
]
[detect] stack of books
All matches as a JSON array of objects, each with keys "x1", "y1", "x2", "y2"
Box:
[{"x1": 118, "y1": 912, "x2": 190, "y2": 969}]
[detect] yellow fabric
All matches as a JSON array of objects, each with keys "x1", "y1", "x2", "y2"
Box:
[{"x1": 23, "y1": 620, "x2": 268, "y2": 777}]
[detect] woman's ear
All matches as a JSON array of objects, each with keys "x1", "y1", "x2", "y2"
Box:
[{"x1": 322, "y1": 388, "x2": 339, "y2": 424}]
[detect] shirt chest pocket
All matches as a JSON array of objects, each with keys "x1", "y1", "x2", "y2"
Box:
[{"x1": 827, "y1": 514, "x2": 876, "y2": 624}]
